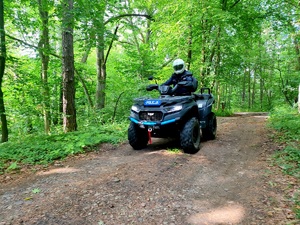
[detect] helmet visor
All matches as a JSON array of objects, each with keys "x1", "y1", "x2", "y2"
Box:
[{"x1": 173, "y1": 64, "x2": 184, "y2": 71}]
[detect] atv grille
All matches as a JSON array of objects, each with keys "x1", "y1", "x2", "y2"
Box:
[{"x1": 139, "y1": 111, "x2": 163, "y2": 121}]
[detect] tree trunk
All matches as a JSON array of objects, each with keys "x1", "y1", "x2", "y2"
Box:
[
  {"x1": 252, "y1": 69, "x2": 256, "y2": 108},
  {"x1": 294, "y1": 38, "x2": 300, "y2": 71},
  {"x1": 260, "y1": 78, "x2": 264, "y2": 110},
  {"x1": 77, "y1": 41, "x2": 94, "y2": 108},
  {"x1": 0, "y1": 0, "x2": 8, "y2": 142},
  {"x1": 62, "y1": 0, "x2": 77, "y2": 132},
  {"x1": 38, "y1": 0, "x2": 51, "y2": 134},
  {"x1": 200, "y1": 17, "x2": 207, "y2": 87},
  {"x1": 248, "y1": 68, "x2": 251, "y2": 109},
  {"x1": 95, "y1": 3, "x2": 106, "y2": 110},
  {"x1": 293, "y1": 35, "x2": 300, "y2": 113},
  {"x1": 216, "y1": 81, "x2": 220, "y2": 110},
  {"x1": 242, "y1": 69, "x2": 246, "y2": 105},
  {"x1": 95, "y1": 36, "x2": 106, "y2": 110},
  {"x1": 228, "y1": 84, "x2": 232, "y2": 109}
]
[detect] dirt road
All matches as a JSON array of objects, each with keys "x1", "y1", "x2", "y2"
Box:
[{"x1": 0, "y1": 114, "x2": 298, "y2": 224}]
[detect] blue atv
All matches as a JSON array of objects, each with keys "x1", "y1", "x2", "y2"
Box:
[{"x1": 128, "y1": 80, "x2": 217, "y2": 154}]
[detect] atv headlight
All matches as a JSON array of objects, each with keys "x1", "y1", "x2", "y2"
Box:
[
  {"x1": 165, "y1": 105, "x2": 183, "y2": 113},
  {"x1": 197, "y1": 103, "x2": 203, "y2": 108},
  {"x1": 131, "y1": 105, "x2": 140, "y2": 113}
]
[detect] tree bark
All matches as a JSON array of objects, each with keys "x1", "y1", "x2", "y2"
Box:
[
  {"x1": 252, "y1": 69, "x2": 256, "y2": 108},
  {"x1": 248, "y1": 68, "x2": 251, "y2": 109},
  {"x1": 62, "y1": 0, "x2": 77, "y2": 132},
  {"x1": 95, "y1": 1, "x2": 106, "y2": 110},
  {"x1": 242, "y1": 68, "x2": 246, "y2": 105},
  {"x1": 294, "y1": 38, "x2": 300, "y2": 71},
  {"x1": 0, "y1": 0, "x2": 8, "y2": 142},
  {"x1": 38, "y1": 0, "x2": 51, "y2": 134},
  {"x1": 200, "y1": 17, "x2": 207, "y2": 87},
  {"x1": 260, "y1": 78, "x2": 264, "y2": 110},
  {"x1": 293, "y1": 35, "x2": 300, "y2": 112},
  {"x1": 95, "y1": 34, "x2": 106, "y2": 110}
]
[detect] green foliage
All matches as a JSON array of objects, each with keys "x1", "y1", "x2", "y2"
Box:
[
  {"x1": 214, "y1": 109, "x2": 234, "y2": 117},
  {"x1": 3, "y1": 0, "x2": 300, "y2": 140},
  {"x1": 269, "y1": 107, "x2": 300, "y2": 178},
  {"x1": 268, "y1": 106, "x2": 300, "y2": 140},
  {"x1": 6, "y1": 162, "x2": 19, "y2": 172},
  {"x1": 32, "y1": 188, "x2": 41, "y2": 194},
  {"x1": 268, "y1": 105, "x2": 300, "y2": 218},
  {"x1": 293, "y1": 192, "x2": 300, "y2": 219},
  {"x1": 273, "y1": 146, "x2": 300, "y2": 178},
  {"x1": 0, "y1": 122, "x2": 128, "y2": 173},
  {"x1": 167, "y1": 148, "x2": 182, "y2": 154}
]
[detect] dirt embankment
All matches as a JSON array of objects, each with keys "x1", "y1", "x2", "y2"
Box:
[{"x1": 0, "y1": 113, "x2": 299, "y2": 225}]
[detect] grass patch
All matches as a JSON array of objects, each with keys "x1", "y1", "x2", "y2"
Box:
[
  {"x1": 0, "y1": 122, "x2": 128, "y2": 173},
  {"x1": 268, "y1": 106, "x2": 300, "y2": 218},
  {"x1": 268, "y1": 106, "x2": 300, "y2": 141},
  {"x1": 167, "y1": 148, "x2": 182, "y2": 154},
  {"x1": 214, "y1": 109, "x2": 234, "y2": 117},
  {"x1": 273, "y1": 145, "x2": 300, "y2": 178}
]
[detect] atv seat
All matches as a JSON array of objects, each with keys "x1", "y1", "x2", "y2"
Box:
[{"x1": 194, "y1": 93, "x2": 212, "y2": 101}]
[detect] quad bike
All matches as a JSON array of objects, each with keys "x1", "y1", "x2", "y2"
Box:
[{"x1": 128, "y1": 78, "x2": 217, "y2": 154}]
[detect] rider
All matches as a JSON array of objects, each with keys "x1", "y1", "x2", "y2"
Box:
[{"x1": 162, "y1": 58, "x2": 198, "y2": 95}]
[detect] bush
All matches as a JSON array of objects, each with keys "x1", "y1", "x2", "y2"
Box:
[
  {"x1": 268, "y1": 106, "x2": 300, "y2": 140},
  {"x1": 0, "y1": 122, "x2": 128, "y2": 173},
  {"x1": 268, "y1": 105, "x2": 300, "y2": 218}
]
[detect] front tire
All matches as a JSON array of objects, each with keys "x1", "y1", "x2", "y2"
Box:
[
  {"x1": 128, "y1": 122, "x2": 148, "y2": 150},
  {"x1": 202, "y1": 113, "x2": 217, "y2": 140},
  {"x1": 180, "y1": 117, "x2": 200, "y2": 154}
]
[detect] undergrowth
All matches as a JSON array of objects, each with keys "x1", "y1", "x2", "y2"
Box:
[
  {"x1": 214, "y1": 109, "x2": 233, "y2": 117},
  {"x1": 0, "y1": 122, "x2": 128, "y2": 174},
  {"x1": 268, "y1": 106, "x2": 300, "y2": 218}
]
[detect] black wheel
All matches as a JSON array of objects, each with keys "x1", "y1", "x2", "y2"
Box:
[
  {"x1": 128, "y1": 122, "x2": 148, "y2": 150},
  {"x1": 180, "y1": 117, "x2": 200, "y2": 154},
  {"x1": 202, "y1": 113, "x2": 217, "y2": 140}
]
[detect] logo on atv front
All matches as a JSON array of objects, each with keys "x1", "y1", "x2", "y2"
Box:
[
  {"x1": 148, "y1": 113, "x2": 154, "y2": 116},
  {"x1": 144, "y1": 100, "x2": 161, "y2": 106}
]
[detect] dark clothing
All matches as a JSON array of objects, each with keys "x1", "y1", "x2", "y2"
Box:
[{"x1": 162, "y1": 70, "x2": 197, "y2": 95}]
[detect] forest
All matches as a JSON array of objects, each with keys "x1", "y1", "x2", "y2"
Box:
[{"x1": 0, "y1": 0, "x2": 299, "y2": 173}]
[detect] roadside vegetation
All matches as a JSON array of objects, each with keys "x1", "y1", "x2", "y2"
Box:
[
  {"x1": 0, "y1": 122, "x2": 128, "y2": 174},
  {"x1": 268, "y1": 105, "x2": 300, "y2": 218}
]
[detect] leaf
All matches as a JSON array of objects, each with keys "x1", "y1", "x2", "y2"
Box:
[
  {"x1": 32, "y1": 188, "x2": 41, "y2": 194},
  {"x1": 6, "y1": 162, "x2": 19, "y2": 171},
  {"x1": 98, "y1": 220, "x2": 105, "y2": 225}
]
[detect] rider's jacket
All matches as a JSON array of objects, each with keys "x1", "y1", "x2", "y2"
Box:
[{"x1": 162, "y1": 70, "x2": 197, "y2": 95}]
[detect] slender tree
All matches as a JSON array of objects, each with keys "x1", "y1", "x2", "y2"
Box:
[
  {"x1": 61, "y1": 0, "x2": 77, "y2": 132},
  {"x1": 95, "y1": 1, "x2": 106, "y2": 110},
  {"x1": 38, "y1": 0, "x2": 51, "y2": 134},
  {"x1": 92, "y1": 0, "x2": 154, "y2": 109},
  {"x1": 0, "y1": 0, "x2": 8, "y2": 142}
]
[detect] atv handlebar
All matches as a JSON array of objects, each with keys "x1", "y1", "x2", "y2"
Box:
[
  {"x1": 146, "y1": 84, "x2": 179, "y2": 95},
  {"x1": 146, "y1": 84, "x2": 158, "y2": 91},
  {"x1": 146, "y1": 80, "x2": 194, "y2": 95}
]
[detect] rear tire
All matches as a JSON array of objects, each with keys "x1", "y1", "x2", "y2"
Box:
[
  {"x1": 180, "y1": 117, "x2": 200, "y2": 154},
  {"x1": 128, "y1": 122, "x2": 148, "y2": 150},
  {"x1": 202, "y1": 113, "x2": 217, "y2": 140}
]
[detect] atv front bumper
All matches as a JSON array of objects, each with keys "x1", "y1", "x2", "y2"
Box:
[{"x1": 129, "y1": 117, "x2": 180, "y2": 127}]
